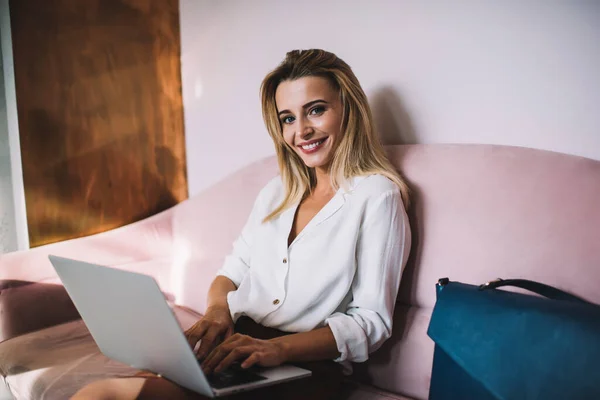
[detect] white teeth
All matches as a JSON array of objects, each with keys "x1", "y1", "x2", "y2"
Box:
[{"x1": 301, "y1": 139, "x2": 324, "y2": 150}]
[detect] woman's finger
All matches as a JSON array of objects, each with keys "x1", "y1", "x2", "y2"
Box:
[
  {"x1": 213, "y1": 346, "x2": 255, "y2": 374},
  {"x1": 240, "y1": 352, "x2": 262, "y2": 369},
  {"x1": 195, "y1": 328, "x2": 221, "y2": 360},
  {"x1": 202, "y1": 334, "x2": 245, "y2": 371},
  {"x1": 224, "y1": 326, "x2": 234, "y2": 340},
  {"x1": 201, "y1": 339, "x2": 228, "y2": 368},
  {"x1": 185, "y1": 321, "x2": 209, "y2": 350}
]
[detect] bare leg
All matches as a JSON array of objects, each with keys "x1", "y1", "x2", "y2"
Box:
[
  {"x1": 71, "y1": 377, "x2": 208, "y2": 400},
  {"x1": 70, "y1": 378, "x2": 145, "y2": 400},
  {"x1": 72, "y1": 318, "x2": 341, "y2": 399},
  {"x1": 72, "y1": 373, "x2": 343, "y2": 400}
]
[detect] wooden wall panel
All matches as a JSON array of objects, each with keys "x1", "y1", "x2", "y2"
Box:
[{"x1": 10, "y1": 0, "x2": 187, "y2": 247}]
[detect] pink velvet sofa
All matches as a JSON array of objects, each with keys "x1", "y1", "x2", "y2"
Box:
[{"x1": 1, "y1": 144, "x2": 599, "y2": 400}]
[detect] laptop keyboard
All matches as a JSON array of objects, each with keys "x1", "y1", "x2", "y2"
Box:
[{"x1": 205, "y1": 363, "x2": 267, "y2": 389}]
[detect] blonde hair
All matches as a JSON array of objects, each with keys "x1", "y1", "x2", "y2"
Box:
[{"x1": 260, "y1": 49, "x2": 410, "y2": 222}]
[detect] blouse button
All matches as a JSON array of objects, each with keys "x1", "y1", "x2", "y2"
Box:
[
  {"x1": 273, "y1": 299, "x2": 280, "y2": 305},
  {"x1": 282, "y1": 258, "x2": 287, "y2": 264}
]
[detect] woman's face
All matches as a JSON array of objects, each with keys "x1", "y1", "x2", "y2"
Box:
[{"x1": 275, "y1": 76, "x2": 343, "y2": 171}]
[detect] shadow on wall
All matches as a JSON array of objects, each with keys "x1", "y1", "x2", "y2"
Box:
[
  {"x1": 369, "y1": 86, "x2": 424, "y2": 331},
  {"x1": 370, "y1": 86, "x2": 419, "y2": 145}
]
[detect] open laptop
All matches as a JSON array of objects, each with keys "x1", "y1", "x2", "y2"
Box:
[{"x1": 48, "y1": 255, "x2": 311, "y2": 397}]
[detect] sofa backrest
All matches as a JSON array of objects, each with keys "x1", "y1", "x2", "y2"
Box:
[
  {"x1": 353, "y1": 144, "x2": 600, "y2": 399},
  {"x1": 170, "y1": 144, "x2": 600, "y2": 400},
  {"x1": 171, "y1": 157, "x2": 279, "y2": 312}
]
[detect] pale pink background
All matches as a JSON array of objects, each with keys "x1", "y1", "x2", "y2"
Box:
[{"x1": 179, "y1": 0, "x2": 600, "y2": 195}]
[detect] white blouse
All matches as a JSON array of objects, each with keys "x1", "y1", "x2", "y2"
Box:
[{"x1": 216, "y1": 174, "x2": 411, "y2": 367}]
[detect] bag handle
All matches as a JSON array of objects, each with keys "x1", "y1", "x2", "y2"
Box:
[{"x1": 478, "y1": 278, "x2": 589, "y2": 304}]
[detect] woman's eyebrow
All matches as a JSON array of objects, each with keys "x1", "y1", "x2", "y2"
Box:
[{"x1": 278, "y1": 99, "x2": 328, "y2": 117}]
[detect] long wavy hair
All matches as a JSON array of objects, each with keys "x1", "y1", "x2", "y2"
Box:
[{"x1": 261, "y1": 49, "x2": 410, "y2": 222}]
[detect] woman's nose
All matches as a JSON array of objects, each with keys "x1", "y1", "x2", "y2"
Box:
[{"x1": 297, "y1": 117, "x2": 314, "y2": 139}]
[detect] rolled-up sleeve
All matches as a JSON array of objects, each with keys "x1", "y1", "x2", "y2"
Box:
[
  {"x1": 216, "y1": 233, "x2": 251, "y2": 287},
  {"x1": 216, "y1": 190, "x2": 266, "y2": 287},
  {"x1": 325, "y1": 189, "x2": 410, "y2": 363}
]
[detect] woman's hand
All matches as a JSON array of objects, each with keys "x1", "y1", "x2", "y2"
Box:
[
  {"x1": 184, "y1": 304, "x2": 234, "y2": 361},
  {"x1": 201, "y1": 334, "x2": 288, "y2": 375}
]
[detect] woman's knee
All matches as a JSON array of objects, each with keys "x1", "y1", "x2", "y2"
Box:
[{"x1": 71, "y1": 377, "x2": 145, "y2": 400}]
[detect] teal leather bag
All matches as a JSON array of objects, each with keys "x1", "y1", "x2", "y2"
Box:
[{"x1": 427, "y1": 278, "x2": 600, "y2": 400}]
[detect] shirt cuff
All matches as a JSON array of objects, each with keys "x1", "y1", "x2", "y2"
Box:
[
  {"x1": 215, "y1": 256, "x2": 248, "y2": 287},
  {"x1": 325, "y1": 312, "x2": 369, "y2": 363}
]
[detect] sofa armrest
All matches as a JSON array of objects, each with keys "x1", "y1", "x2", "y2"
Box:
[
  {"x1": 0, "y1": 280, "x2": 80, "y2": 342},
  {"x1": 0, "y1": 208, "x2": 175, "y2": 284},
  {"x1": 0, "y1": 208, "x2": 176, "y2": 342}
]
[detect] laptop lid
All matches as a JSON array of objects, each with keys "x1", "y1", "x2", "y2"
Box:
[{"x1": 48, "y1": 255, "x2": 215, "y2": 397}]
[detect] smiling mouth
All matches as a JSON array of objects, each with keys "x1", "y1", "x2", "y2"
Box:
[{"x1": 299, "y1": 137, "x2": 327, "y2": 153}]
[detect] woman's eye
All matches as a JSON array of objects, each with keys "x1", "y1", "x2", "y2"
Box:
[
  {"x1": 282, "y1": 116, "x2": 295, "y2": 124},
  {"x1": 309, "y1": 106, "x2": 325, "y2": 116}
]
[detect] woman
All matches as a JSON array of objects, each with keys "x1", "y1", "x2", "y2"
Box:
[{"x1": 73, "y1": 49, "x2": 411, "y2": 399}]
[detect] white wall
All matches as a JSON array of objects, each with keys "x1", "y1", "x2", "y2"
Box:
[
  {"x1": 0, "y1": 31, "x2": 17, "y2": 253},
  {"x1": 0, "y1": 0, "x2": 28, "y2": 253},
  {"x1": 180, "y1": 0, "x2": 600, "y2": 195},
  {"x1": 0, "y1": 87, "x2": 17, "y2": 253}
]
